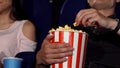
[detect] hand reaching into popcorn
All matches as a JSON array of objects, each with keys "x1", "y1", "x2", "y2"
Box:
[
  {"x1": 74, "y1": 0, "x2": 119, "y2": 33},
  {"x1": 74, "y1": 8, "x2": 118, "y2": 29}
]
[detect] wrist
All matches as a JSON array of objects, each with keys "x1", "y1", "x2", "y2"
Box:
[
  {"x1": 36, "y1": 54, "x2": 50, "y2": 68},
  {"x1": 36, "y1": 51, "x2": 43, "y2": 65},
  {"x1": 112, "y1": 19, "x2": 120, "y2": 33},
  {"x1": 107, "y1": 19, "x2": 118, "y2": 30}
]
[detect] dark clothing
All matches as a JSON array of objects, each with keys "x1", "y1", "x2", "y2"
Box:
[
  {"x1": 86, "y1": 62, "x2": 115, "y2": 68},
  {"x1": 74, "y1": 15, "x2": 120, "y2": 68},
  {"x1": 59, "y1": 0, "x2": 88, "y2": 26},
  {"x1": 59, "y1": 0, "x2": 120, "y2": 67},
  {"x1": 86, "y1": 26, "x2": 120, "y2": 68},
  {"x1": 52, "y1": 0, "x2": 65, "y2": 28},
  {"x1": 23, "y1": 0, "x2": 52, "y2": 52}
]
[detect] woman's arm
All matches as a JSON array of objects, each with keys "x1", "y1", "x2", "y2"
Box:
[{"x1": 22, "y1": 20, "x2": 36, "y2": 42}]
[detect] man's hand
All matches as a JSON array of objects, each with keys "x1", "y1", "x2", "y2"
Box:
[
  {"x1": 74, "y1": 8, "x2": 118, "y2": 30},
  {"x1": 36, "y1": 34, "x2": 74, "y2": 65}
]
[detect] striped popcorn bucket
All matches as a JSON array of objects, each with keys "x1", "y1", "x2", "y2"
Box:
[{"x1": 50, "y1": 31, "x2": 88, "y2": 68}]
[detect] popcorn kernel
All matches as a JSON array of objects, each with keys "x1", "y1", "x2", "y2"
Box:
[{"x1": 73, "y1": 22, "x2": 77, "y2": 26}]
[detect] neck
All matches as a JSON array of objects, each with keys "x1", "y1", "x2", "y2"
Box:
[
  {"x1": 0, "y1": 9, "x2": 13, "y2": 25},
  {"x1": 98, "y1": 8, "x2": 115, "y2": 17}
]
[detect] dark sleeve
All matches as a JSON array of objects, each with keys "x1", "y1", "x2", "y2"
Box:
[
  {"x1": 115, "y1": 2, "x2": 120, "y2": 19},
  {"x1": 22, "y1": 0, "x2": 52, "y2": 52},
  {"x1": 59, "y1": 0, "x2": 89, "y2": 26}
]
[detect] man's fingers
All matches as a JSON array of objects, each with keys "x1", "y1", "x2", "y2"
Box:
[
  {"x1": 75, "y1": 9, "x2": 97, "y2": 26},
  {"x1": 43, "y1": 57, "x2": 67, "y2": 64},
  {"x1": 45, "y1": 34, "x2": 54, "y2": 41},
  {"x1": 44, "y1": 52, "x2": 73, "y2": 61},
  {"x1": 45, "y1": 45, "x2": 74, "y2": 54},
  {"x1": 50, "y1": 43, "x2": 69, "y2": 49}
]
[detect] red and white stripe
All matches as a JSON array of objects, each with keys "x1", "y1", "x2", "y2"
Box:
[{"x1": 50, "y1": 31, "x2": 88, "y2": 68}]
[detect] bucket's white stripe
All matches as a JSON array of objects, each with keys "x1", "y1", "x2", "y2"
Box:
[
  {"x1": 63, "y1": 31, "x2": 69, "y2": 43},
  {"x1": 79, "y1": 34, "x2": 86, "y2": 68},
  {"x1": 55, "y1": 31, "x2": 59, "y2": 42},
  {"x1": 72, "y1": 32, "x2": 79, "y2": 68},
  {"x1": 54, "y1": 31, "x2": 59, "y2": 68},
  {"x1": 50, "y1": 65, "x2": 52, "y2": 68},
  {"x1": 51, "y1": 32, "x2": 87, "y2": 68},
  {"x1": 63, "y1": 31, "x2": 69, "y2": 68},
  {"x1": 55, "y1": 64, "x2": 59, "y2": 68}
]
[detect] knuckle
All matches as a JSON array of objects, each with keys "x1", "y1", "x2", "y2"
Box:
[
  {"x1": 79, "y1": 10, "x2": 84, "y2": 14},
  {"x1": 44, "y1": 59, "x2": 50, "y2": 64},
  {"x1": 53, "y1": 59, "x2": 61, "y2": 63},
  {"x1": 93, "y1": 9, "x2": 97, "y2": 12},
  {"x1": 42, "y1": 58, "x2": 49, "y2": 64},
  {"x1": 44, "y1": 54, "x2": 49, "y2": 59},
  {"x1": 58, "y1": 48, "x2": 64, "y2": 52},
  {"x1": 44, "y1": 50, "x2": 49, "y2": 54},
  {"x1": 57, "y1": 59, "x2": 63, "y2": 63},
  {"x1": 83, "y1": 15, "x2": 88, "y2": 19},
  {"x1": 58, "y1": 53, "x2": 66, "y2": 58}
]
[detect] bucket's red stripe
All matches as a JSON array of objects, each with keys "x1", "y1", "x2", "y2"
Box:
[
  {"x1": 52, "y1": 64, "x2": 55, "y2": 68},
  {"x1": 51, "y1": 32, "x2": 56, "y2": 68},
  {"x1": 51, "y1": 32, "x2": 55, "y2": 42},
  {"x1": 68, "y1": 32, "x2": 74, "y2": 68},
  {"x1": 76, "y1": 33, "x2": 82, "y2": 68},
  {"x1": 59, "y1": 31, "x2": 63, "y2": 68},
  {"x1": 59, "y1": 31, "x2": 64, "y2": 43}
]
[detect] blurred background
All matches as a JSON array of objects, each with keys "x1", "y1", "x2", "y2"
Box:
[{"x1": 22, "y1": 0, "x2": 120, "y2": 53}]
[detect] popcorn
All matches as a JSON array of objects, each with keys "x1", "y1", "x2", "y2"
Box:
[
  {"x1": 50, "y1": 25, "x2": 88, "y2": 68},
  {"x1": 49, "y1": 25, "x2": 86, "y2": 33},
  {"x1": 64, "y1": 25, "x2": 71, "y2": 30},
  {"x1": 50, "y1": 28, "x2": 55, "y2": 31}
]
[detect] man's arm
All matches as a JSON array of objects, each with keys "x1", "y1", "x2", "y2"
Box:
[
  {"x1": 74, "y1": 8, "x2": 120, "y2": 35},
  {"x1": 107, "y1": 19, "x2": 120, "y2": 35}
]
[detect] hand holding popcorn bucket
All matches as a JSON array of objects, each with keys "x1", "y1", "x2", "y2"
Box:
[{"x1": 49, "y1": 25, "x2": 88, "y2": 68}]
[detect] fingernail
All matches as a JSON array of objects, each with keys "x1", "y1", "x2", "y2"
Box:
[
  {"x1": 73, "y1": 22, "x2": 77, "y2": 26},
  {"x1": 62, "y1": 57, "x2": 68, "y2": 61},
  {"x1": 49, "y1": 33, "x2": 53, "y2": 36}
]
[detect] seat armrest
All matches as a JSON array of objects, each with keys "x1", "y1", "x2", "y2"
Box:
[{"x1": 15, "y1": 52, "x2": 36, "y2": 68}]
